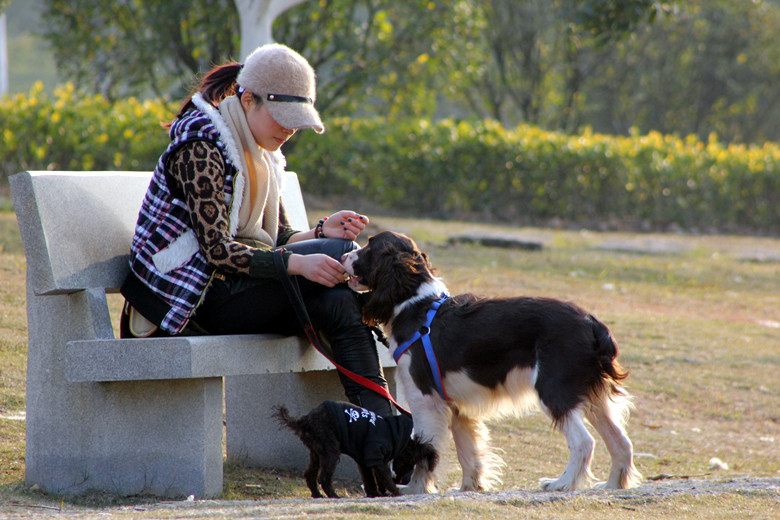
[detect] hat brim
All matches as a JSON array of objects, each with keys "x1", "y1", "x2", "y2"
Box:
[{"x1": 266, "y1": 101, "x2": 324, "y2": 134}]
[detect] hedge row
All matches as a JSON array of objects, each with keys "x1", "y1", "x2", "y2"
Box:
[
  {"x1": 2, "y1": 84, "x2": 778, "y2": 234},
  {"x1": 290, "y1": 118, "x2": 780, "y2": 233},
  {"x1": 0, "y1": 82, "x2": 172, "y2": 175}
]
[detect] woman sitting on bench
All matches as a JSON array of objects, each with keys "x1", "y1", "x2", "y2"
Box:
[{"x1": 120, "y1": 43, "x2": 394, "y2": 417}]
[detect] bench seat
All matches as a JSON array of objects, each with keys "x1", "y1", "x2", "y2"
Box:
[
  {"x1": 66, "y1": 333, "x2": 395, "y2": 382},
  {"x1": 66, "y1": 335, "x2": 329, "y2": 383}
]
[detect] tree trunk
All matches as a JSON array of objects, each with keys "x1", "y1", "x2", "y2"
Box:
[
  {"x1": 0, "y1": 13, "x2": 8, "y2": 95},
  {"x1": 234, "y1": 0, "x2": 309, "y2": 60}
]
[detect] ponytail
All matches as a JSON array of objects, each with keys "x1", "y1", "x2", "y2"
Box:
[{"x1": 166, "y1": 62, "x2": 243, "y2": 126}]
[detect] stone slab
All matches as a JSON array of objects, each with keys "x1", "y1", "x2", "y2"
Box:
[
  {"x1": 10, "y1": 171, "x2": 149, "y2": 295},
  {"x1": 447, "y1": 233, "x2": 544, "y2": 250},
  {"x1": 67, "y1": 335, "x2": 326, "y2": 382},
  {"x1": 22, "y1": 288, "x2": 225, "y2": 498},
  {"x1": 735, "y1": 247, "x2": 780, "y2": 263},
  {"x1": 26, "y1": 377, "x2": 224, "y2": 498},
  {"x1": 593, "y1": 238, "x2": 692, "y2": 255},
  {"x1": 68, "y1": 334, "x2": 396, "y2": 383}
]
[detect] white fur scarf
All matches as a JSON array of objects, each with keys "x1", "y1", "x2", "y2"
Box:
[{"x1": 218, "y1": 95, "x2": 279, "y2": 246}]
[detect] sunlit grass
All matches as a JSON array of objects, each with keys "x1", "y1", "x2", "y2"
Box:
[{"x1": 0, "y1": 210, "x2": 778, "y2": 517}]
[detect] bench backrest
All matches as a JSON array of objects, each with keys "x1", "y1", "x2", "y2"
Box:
[{"x1": 10, "y1": 171, "x2": 308, "y2": 296}]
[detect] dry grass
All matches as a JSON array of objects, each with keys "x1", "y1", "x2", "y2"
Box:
[{"x1": 0, "y1": 210, "x2": 778, "y2": 518}]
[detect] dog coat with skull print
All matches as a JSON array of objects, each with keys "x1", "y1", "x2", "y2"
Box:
[{"x1": 324, "y1": 400, "x2": 413, "y2": 468}]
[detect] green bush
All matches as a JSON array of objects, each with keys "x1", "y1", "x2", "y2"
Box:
[
  {"x1": 2, "y1": 85, "x2": 778, "y2": 234},
  {"x1": 0, "y1": 82, "x2": 172, "y2": 177},
  {"x1": 290, "y1": 118, "x2": 780, "y2": 233}
]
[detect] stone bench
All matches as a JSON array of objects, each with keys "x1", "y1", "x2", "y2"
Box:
[{"x1": 10, "y1": 170, "x2": 395, "y2": 499}]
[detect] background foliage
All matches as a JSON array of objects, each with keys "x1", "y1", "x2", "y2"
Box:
[
  {"x1": 29, "y1": 0, "x2": 780, "y2": 143},
  {"x1": 289, "y1": 117, "x2": 780, "y2": 233},
  {"x1": 2, "y1": 83, "x2": 777, "y2": 234},
  {"x1": 2, "y1": 1, "x2": 779, "y2": 233},
  {"x1": 0, "y1": 82, "x2": 172, "y2": 174},
  {"x1": 39, "y1": 0, "x2": 239, "y2": 101}
]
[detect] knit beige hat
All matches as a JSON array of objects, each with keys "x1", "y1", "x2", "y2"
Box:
[{"x1": 237, "y1": 44, "x2": 324, "y2": 134}]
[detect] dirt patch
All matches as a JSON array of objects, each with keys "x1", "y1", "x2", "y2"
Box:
[{"x1": 5, "y1": 478, "x2": 777, "y2": 519}]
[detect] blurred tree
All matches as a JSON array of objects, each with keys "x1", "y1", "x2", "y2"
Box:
[
  {"x1": 38, "y1": 0, "x2": 664, "y2": 110},
  {"x1": 234, "y1": 0, "x2": 308, "y2": 60},
  {"x1": 1, "y1": 5, "x2": 7, "y2": 95},
  {"x1": 0, "y1": 1, "x2": 9, "y2": 95},
  {"x1": 37, "y1": 0, "x2": 780, "y2": 142},
  {"x1": 40, "y1": 0, "x2": 240, "y2": 101},
  {"x1": 272, "y1": 0, "x2": 470, "y2": 118},
  {"x1": 573, "y1": 0, "x2": 668, "y2": 43},
  {"x1": 585, "y1": 0, "x2": 780, "y2": 142},
  {"x1": 39, "y1": 0, "x2": 467, "y2": 119},
  {"x1": 451, "y1": 0, "x2": 672, "y2": 129}
]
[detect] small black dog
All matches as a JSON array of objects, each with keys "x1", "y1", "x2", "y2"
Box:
[{"x1": 273, "y1": 400, "x2": 437, "y2": 498}]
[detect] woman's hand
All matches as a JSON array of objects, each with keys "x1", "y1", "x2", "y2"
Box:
[
  {"x1": 286, "y1": 253, "x2": 348, "y2": 287},
  {"x1": 321, "y1": 210, "x2": 369, "y2": 241}
]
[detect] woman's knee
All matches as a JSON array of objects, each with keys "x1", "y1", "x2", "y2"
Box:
[
  {"x1": 306, "y1": 285, "x2": 364, "y2": 330},
  {"x1": 283, "y1": 238, "x2": 358, "y2": 261}
]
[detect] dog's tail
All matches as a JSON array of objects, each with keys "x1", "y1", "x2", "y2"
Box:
[
  {"x1": 588, "y1": 314, "x2": 629, "y2": 385},
  {"x1": 271, "y1": 404, "x2": 304, "y2": 434}
]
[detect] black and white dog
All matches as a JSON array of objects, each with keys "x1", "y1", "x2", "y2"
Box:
[
  {"x1": 273, "y1": 401, "x2": 437, "y2": 498},
  {"x1": 342, "y1": 231, "x2": 643, "y2": 494}
]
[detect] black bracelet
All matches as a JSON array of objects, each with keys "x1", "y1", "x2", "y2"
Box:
[{"x1": 316, "y1": 217, "x2": 327, "y2": 238}]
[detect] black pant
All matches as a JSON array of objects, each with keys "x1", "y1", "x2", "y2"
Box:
[{"x1": 193, "y1": 239, "x2": 394, "y2": 417}]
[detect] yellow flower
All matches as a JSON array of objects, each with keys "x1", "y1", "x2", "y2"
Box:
[{"x1": 3, "y1": 128, "x2": 15, "y2": 146}]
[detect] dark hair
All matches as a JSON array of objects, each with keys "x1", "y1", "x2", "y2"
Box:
[{"x1": 166, "y1": 62, "x2": 243, "y2": 126}]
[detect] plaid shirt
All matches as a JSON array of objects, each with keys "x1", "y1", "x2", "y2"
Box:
[{"x1": 127, "y1": 103, "x2": 240, "y2": 333}]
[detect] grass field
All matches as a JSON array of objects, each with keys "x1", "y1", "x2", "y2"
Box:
[{"x1": 0, "y1": 209, "x2": 778, "y2": 518}]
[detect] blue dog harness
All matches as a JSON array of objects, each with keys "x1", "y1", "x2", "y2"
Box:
[{"x1": 393, "y1": 294, "x2": 451, "y2": 401}]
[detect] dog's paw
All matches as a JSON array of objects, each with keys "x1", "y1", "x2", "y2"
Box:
[
  {"x1": 398, "y1": 484, "x2": 419, "y2": 496},
  {"x1": 539, "y1": 477, "x2": 575, "y2": 492},
  {"x1": 399, "y1": 481, "x2": 439, "y2": 495}
]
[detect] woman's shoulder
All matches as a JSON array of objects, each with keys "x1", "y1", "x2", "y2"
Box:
[
  {"x1": 170, "y1": 107, "x2": 219, "y2": 140},
  {"x1": 173, "y1": 139, "x2": 223, "y2": 159}
]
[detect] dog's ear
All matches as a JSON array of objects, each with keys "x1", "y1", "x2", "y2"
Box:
[
  {"x1": 361, "y1": 239, "x2": 436, "y2": 326},
  {"x1": 362, "y1": 244, "x2": 409, "y2": 325},
  {"x1": 419, "y1": 250, "x2": 436, "y2": 275},
  {"x1": 400, "y1": 250, "x2": 432, "y2": 278}
]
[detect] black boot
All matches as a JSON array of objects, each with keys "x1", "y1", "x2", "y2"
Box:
[
  {"x1": 348, "y1": 388, "x2": 395, "y2": 418},
  {"x1": 303, "y1": 284, "x2": 394, "y2": 418}
]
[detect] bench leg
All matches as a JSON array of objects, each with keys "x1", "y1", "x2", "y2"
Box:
[
  {"x1": 27, "y1": 377, "x2": 224, "y2": 498},
  {"x1": 24, "y1": 290, "x2": 224, "y2": 498}
]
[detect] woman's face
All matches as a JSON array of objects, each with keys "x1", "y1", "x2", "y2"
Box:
[{"x1": 241, "y1": 91, "x2": 296, "y2": 151}]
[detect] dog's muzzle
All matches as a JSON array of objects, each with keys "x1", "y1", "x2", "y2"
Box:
[{"x1": 341, "y1": 250, "x2": 367, "y2": 291}]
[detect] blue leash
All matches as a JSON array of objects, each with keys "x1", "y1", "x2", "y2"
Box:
[{"x1": 393, "y1": 294, "x2": 450, "y2": 401}]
